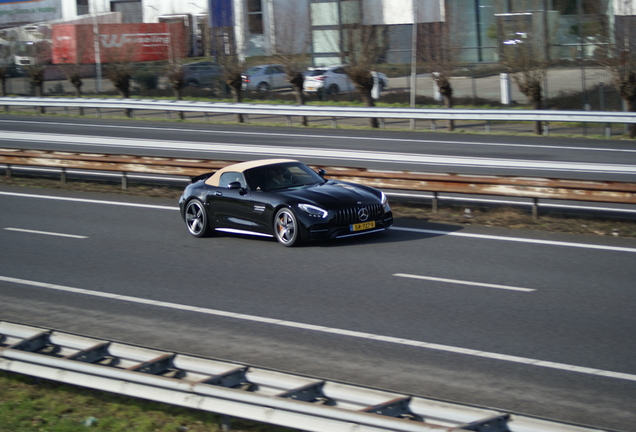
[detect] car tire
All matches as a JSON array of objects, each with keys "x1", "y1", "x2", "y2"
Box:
[
  {"x1": 328, "y1": 84, "x2": 339, "y2": 95},
  {"x1": 274, "y1": 207, "x2": 301, "y2": 247},
  {"x1": 185, "y1": 199, "x2": 212, "y2": 238},
  {"x1": 257, "y1": 82, "x2": 270, "y2": 92}
]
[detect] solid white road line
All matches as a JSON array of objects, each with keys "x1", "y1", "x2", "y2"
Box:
[
  {"x1": 1, "y1": 274, "x2": 634, "y2": 383},
  {"x1": 391, "y1": 227, "x2": 636, "y2": 253},
  {"x1": 4, "y1": 228, "x2": 87, "y2": 239},
  {"x1": 393, "y1": 273, "x2": 536, "y2": 292},
  {"x1": 0, "y1": 191, "x2": 178, "y2": 210},
  {"x1": 3, "y1": 191, "x2": 635, "y2": 253}
]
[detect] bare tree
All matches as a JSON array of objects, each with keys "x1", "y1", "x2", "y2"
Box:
[
  {"x1": 215, "y1": 29, "x2": 244, "y2": 123},
  {"x1": 497, "y1": 3, "x2": 550, "y2": 135},
  {"x1": 24, "y1": 41, "x2": 51, "y2": 114},
  {"x1": 340, "y1": 23, "x2": 388, "y2": 128},
  {"x1": 598, "y1": 2, "x2": 636, "y2": 138},
  {"x1": 271, "y1": 7, "x2": 311, "y2": 126},
  {"x1": 163, "y1": 23, "x2": 190, "y2": 120},
  {"x1": 417, "y1": 6, "x2": 465, "y2": 132},
  {"x1": 100, "y1": 29, "x2": 138, "y2": 118},
  {"x1": 0, "y1": 43, "x2": 11, "y2": 98},
  {"x1": 57, "y1": 27, "x2": 94, "y2": 115}
]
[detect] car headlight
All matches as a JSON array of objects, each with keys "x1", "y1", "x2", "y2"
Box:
[
  {"x1": 380, "y1": 191, "x2": 390, "y2": 211},
  {"x1": 298, "y1": 203, "x2": 328, "y2": 218}
]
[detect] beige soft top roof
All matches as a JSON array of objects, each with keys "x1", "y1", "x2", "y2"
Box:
[{"x1": 205, "y1": 158, "x2": 298, "y2": 186}]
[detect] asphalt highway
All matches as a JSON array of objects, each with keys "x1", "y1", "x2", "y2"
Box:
[
  {"x1": 1, "y1": 186, "x2": 635, "y2": 431},
  {"x1": 1, "y1": 115, "x2": 636, "y2": 181}
]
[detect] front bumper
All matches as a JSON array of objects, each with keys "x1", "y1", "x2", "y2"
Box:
[{"x1": 302, "y1": 211, "x2": 393, "y2": 241}]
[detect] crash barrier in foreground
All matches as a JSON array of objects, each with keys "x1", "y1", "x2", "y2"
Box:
[
  {"x1": 1, "y1": 148, "x2": 635, "y2": 220},
  {"x1": 1, "y1": 96, "x2": 635, "y2": 135},
  {"x1": 0, "y1": 321, "x2": 610, "y2": 432}
]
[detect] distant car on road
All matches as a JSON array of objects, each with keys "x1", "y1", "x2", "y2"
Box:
[
  {"x1": 303, "y1": 65, "x2": 388, "y2": 95},
  {"x1": 179, "y1": 159, "x2": 393, "y2": 246},
  {"x1": 181, "y1": 61, "x2": 223, "y2": 88},
  {"x1": 241, "y1": 64, "x2": 289, "y2": 92}
]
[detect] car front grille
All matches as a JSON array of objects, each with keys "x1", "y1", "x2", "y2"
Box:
[{"x1": 333, "y1": 204, "x2": 384, "y2": 225}]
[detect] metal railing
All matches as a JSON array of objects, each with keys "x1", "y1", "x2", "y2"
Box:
[
  {"x1": 2, "y1": 148, "x2": 635, "y2": 220},
  {"x1": 0, "y1": 321, "x2": 610, "y2": 432},
  {"x1": 1, "y1": 97, "x2": 635, "y2": 133},
  {"x1": 1, "y1": 148, "x2": 635, "y2": 203}
]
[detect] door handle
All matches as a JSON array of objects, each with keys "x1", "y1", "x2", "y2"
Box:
[{"x1": 214, "y1": 191, "x2": 222, "y2": 196}]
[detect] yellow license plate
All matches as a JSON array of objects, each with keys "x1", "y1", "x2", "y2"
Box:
[
  {"x1": 307, "y1": 87, "x2": 314, "y2": 91},
  {"x1": 351, "y1": 221, "x2": 376, "y2": 232}
]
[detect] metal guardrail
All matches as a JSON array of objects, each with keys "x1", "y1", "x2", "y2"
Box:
[
  {"x1": 2, "y1": 148, "x2": 636, "y2": 220},
  {"x1": 1, "y1": 97, "x2": 635, "y2": 132},
  {"x1": 0, "y1": 321, "x2": 611, "y2": 432}
]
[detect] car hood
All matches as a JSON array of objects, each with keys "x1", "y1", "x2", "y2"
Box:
[{"x1": 278, "y1": 181, "x2": 381, "y2": 209}]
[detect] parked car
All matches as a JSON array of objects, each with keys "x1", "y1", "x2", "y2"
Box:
[
  {"x1": 241, "y1": 64, "x2": 289, "y2": 92},
  {"x1": 303, "y1": 65, "x2": 388, "y2": 95},
  {"x1": 181, "y1": 61, "x2": 223, "y2": 88},
  {"x1": 179, "y1": 159, "x2": 393, "y2": 246}
]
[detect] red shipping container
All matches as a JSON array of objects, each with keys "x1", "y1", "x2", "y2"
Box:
[{"x1": 52, "y1": 22, "x2": 187, "y2": 64}]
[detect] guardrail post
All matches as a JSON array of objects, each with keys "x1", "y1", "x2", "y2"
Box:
[
  {"x1": 122, "y1": 172, "x2": 128, "y2": 190},
  {"x1": 332, "y1": 117, "x2": 337, "y2": 128},
  {"x1": 245, "y1": 114, "x2": 249, "y2": 124},
  {"x1": 61, "y1": 168, "x2": 66, "y2": 185},
  {"x1": 532, "y1": 198, "x2": 539, "y2": 221},
  {"x1": 6, "y1": 164, "x2": 11, "y2": 178},
  {"x1": 166, "y1": 111, "x2": 170, "y2": 120},
  {"x1": 410, "y1": 119, "x2": 415, "y2": 130},
  {"x1": 432, "y1": 192, "x2": 439, "y2": 213},
  {"x1": 380, "y1": 118, "x2": 385, "y2": 129},
  {"x1": 604, "y1": 124, "x2": 611, "y2": 138},
  {"x1": 486, "y1": 121, "x2": 491, "y2": 133},
  {"x1": 543, "y1": 122, "x2": 550, "y2": 136},
  {"x1": 97, "y1": 108, "x2": 101, "y2": 118},
  {"x1": 286, "y1": 115, "x2": 292, "y2": 126},
  {"x1": 431, "y1": 120, "x2": 436, "y2": 131},
  {"x1": 220, "y1": 415, "x2": 231, "y2": 431}
]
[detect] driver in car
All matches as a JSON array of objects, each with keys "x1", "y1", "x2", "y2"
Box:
[{"x1": 266, "y1": 168, "x2": 291, "y2": 189}]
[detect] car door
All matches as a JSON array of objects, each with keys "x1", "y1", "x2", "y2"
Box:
[
  {"x1": 208, "y1": 172, "x2": 255, "y2": 231},
  {"x1": 272, "y1": 65, "x2": 287, "y2": 89}
]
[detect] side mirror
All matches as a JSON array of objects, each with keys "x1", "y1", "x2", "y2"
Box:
[
  {"x1": 317, "y1": 169, "x2": 326, "y2": 178},
  {"x1": 229, "y1": 181, "x2": 248, "y2": 195}
]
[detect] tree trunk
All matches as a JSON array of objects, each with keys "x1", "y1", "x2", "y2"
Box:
[
  {"x1": 289, "y1": 72, "x2": 307, "y2": 126},
  {"x1": 626, "y1": 98, "x2": 636, "y2": 139},
  {"x1": 173, "y1": 87, "x2": 184, "y2": 120},
  {"x1": 359, "y1": 90, "x2": 378, "y2": 128},
  {"x1": 34, "y1": 82, "x2": 45, "y2": 114},
  {"x1": 531, "y1": 95, "x2": 543, "y2": 135},
  {"x1": 227, "y1": 74, "x2": 244, "y2": 123},
  {"x1": 442, "y1": 95, "x2": 454, "y2": 131},
  {"x1": 438, "y1": 78, "x2": 454, "y2": 131},
  {"x1": 72, "y1": 77, "x2": 83, "y2": 116},
  {"x1": 0, "y1": 76, "x2": 6, "y2": 112}
]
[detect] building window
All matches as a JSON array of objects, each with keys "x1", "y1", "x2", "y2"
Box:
[
  {"x1": 248, "y1": 0, "x2": 263, "y2": 34},
  {"x1": 77, "y1": 0, "x2": 88, "y2": 15}
]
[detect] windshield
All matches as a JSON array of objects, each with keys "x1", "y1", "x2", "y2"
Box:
[
  {"x1": 245, "y1": 162, "x2": 324, "y2": 191},
  {"x1": 244, "y1": 66, "x2": 263, "y2": 75},
  {"x1": 307, "y1": 69, "x2": 326, "y2": 77}
]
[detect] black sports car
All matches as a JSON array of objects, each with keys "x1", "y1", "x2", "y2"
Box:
[{"x1": 179, "y1": 159, "x2": 393, "y2": 246}]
